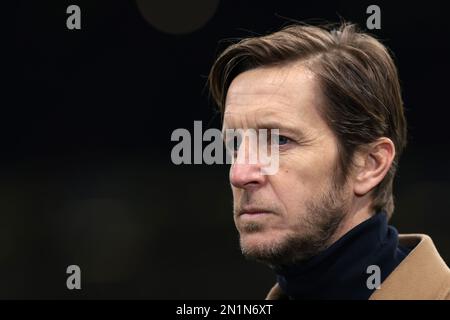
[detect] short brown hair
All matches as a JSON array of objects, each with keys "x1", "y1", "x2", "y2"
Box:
[{"x1": 208, "y1": 23, "x2": 407, "y2": 219}]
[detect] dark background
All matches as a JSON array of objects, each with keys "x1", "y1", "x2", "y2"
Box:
[{"x1": 6, "y1": 0, "x2": 450, "y2": 298}]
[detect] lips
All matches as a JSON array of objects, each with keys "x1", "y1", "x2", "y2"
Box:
[{"x1": 238, "y1": 207, "x2": 273, "y2": 216}]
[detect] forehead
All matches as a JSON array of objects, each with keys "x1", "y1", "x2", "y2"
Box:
[{"x1": 223, "y1": 63, "x2": 325, "y2": 127}]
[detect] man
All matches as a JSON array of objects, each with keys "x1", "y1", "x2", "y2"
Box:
[{"x1": 207, "y1": 23, "x2": 450, "y2": 299}]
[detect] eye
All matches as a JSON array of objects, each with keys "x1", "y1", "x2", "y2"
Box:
[
  {"x1": 271, "y1": 134, "x2": 291, "y2": 146},
  {"x1": 277, "y1": 135, "x2": 290, "y2": 146}
]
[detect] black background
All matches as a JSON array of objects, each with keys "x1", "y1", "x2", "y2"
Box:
[{"x1": 6, "y1": 0, "x2": 450, "y2": 298}]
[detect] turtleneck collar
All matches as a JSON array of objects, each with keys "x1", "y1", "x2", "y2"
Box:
[{"x1": 274, "y1": 211, "x2": 410, "y2": 300}]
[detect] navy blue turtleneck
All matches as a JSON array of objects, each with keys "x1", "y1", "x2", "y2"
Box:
[{"x1": 275, "y1": 212, "x2": 411, "y2": 300}]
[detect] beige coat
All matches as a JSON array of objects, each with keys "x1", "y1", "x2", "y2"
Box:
[{"x1": 266, "y1": 234, "x2": 450, "y2": 300}]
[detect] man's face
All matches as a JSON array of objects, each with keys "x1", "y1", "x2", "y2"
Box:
[{"x1": 223, "y1": 62, "x2": 353, "y2": 266}]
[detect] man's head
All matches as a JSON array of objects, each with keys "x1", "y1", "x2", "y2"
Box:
[{"x1": 208, "y1": 23, "x2": 407, "y2": 267}]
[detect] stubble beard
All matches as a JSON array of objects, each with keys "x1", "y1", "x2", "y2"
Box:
[{"x1": 238, "y1": 178, "x2": 350, "y2": 268}]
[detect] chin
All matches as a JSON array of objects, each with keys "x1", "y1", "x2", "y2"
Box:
[{"x1": 239, "y1": 229, "x2": 287, "y2": 259}]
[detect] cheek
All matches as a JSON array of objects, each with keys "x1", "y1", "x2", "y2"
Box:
[
  {"x1": 270, "y1": 172, "x2": 307, "y2": 215},
  {"x1": 272, "y1": 149, "x2": 337, "y2": 207},
  {"x1": 284, "y1": 138, "x2": 338, "y2": 179},
  {"x1": 279, "y1": 152, "x2": 328, "y2": 186},
  {"x1": 231, "y1": 185, "x2": 241, "y2": 203}
]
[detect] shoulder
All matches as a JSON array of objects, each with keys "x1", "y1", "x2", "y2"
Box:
[{"x1": 370, "y1": 234, "x2": 450, "y2": 300}]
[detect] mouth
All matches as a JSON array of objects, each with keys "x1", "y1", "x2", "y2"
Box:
[{"x1": 238, "y1": 207, "x2": 275, "y2": 218}]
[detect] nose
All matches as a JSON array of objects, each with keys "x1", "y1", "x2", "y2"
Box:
[
  {"x1": 230, "y1": 161, "x2": 266, "y2": 189},
  {"x1": 228, "y1": 131, "x2": 268, "y2": 189}
]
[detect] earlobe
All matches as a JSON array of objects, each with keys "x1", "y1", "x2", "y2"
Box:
[{"x1": 353, "y1": 138, "x2": 395, "y2": 196}]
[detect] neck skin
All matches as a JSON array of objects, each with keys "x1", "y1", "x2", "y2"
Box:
[{"x1": 327, "y1": 191, "x2": 374, "y2": 247}]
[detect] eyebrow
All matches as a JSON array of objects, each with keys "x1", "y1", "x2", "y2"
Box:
[{"x1": 223, "y1": 118, "x2": 306, "y2": 139}]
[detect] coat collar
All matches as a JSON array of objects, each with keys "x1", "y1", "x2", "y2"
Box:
[
  {"x1": 369, "y1": 234, "x2": 450, "y2": 300},
  {"x1": 265, "y1": 234, "x2": 450, "y2": 300}
]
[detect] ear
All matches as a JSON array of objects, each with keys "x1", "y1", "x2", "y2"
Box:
[{"x1": 353, "y1": 138, "x2": 396, "y2": 196}]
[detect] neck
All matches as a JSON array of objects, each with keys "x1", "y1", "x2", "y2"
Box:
[
  {"x1": 328, "y1": 201, "x2": 373, "y2": 246},
  {"x1": 274, "y1": 211, "x2": 409, "y2": 300}
]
